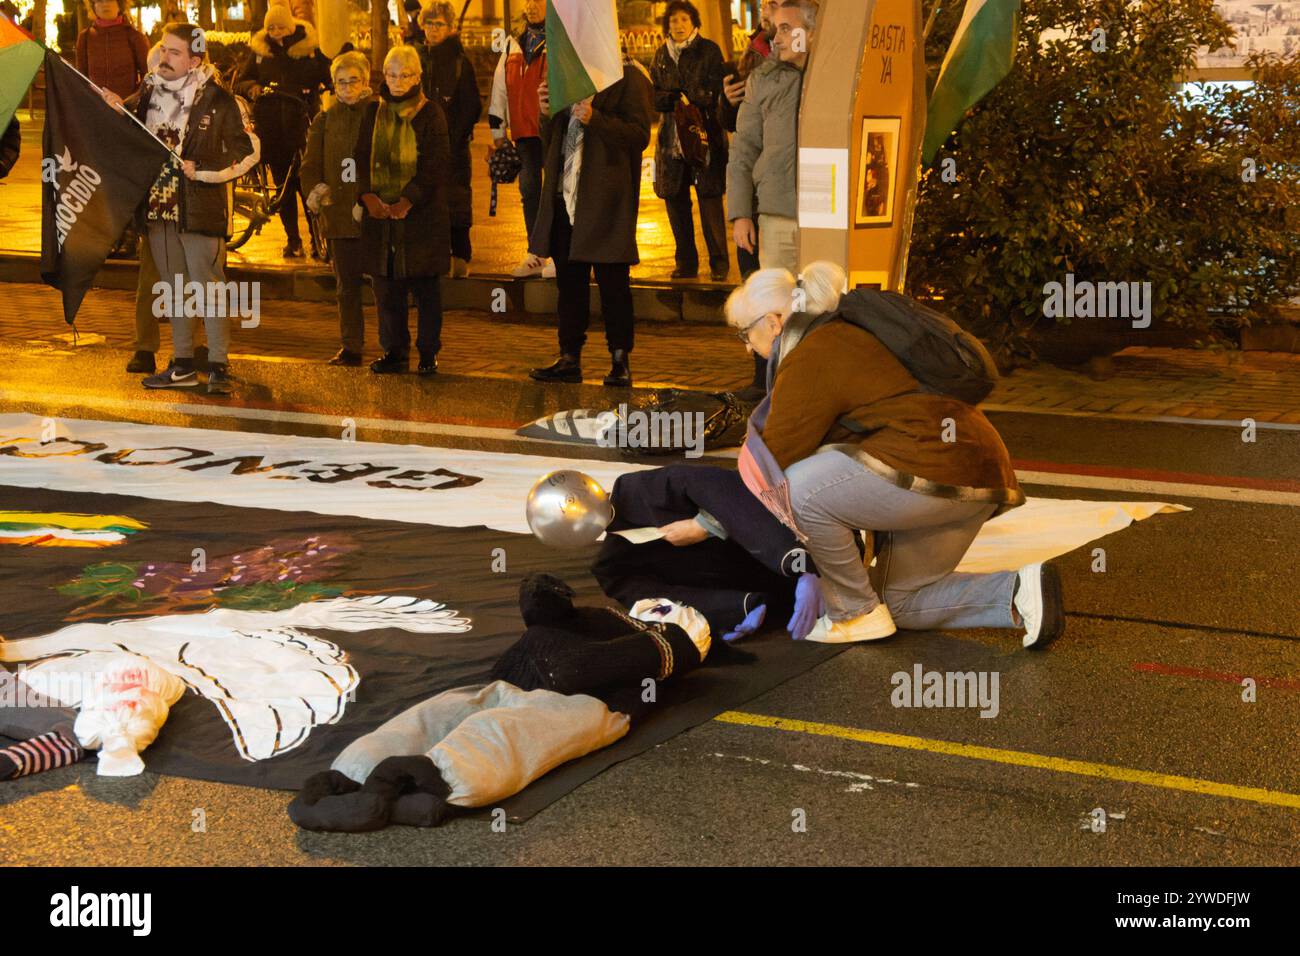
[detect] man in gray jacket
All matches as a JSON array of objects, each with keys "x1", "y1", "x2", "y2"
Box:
[{"x1": 726, "y1": 0, "x2": 817, "y2": 273}]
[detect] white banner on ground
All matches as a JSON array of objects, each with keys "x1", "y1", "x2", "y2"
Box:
[
  {"x1": 0, "y1": 414, "x2": 1188, "y2": 567},
  {"x1": 0, "y1": 413, "x2": 648, "y2": 535},
  {"x1": 956, "y1": 497, "x2": 1190, "y2": 573}
]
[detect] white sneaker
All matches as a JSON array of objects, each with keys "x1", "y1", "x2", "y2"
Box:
[
  {"x1": 511, "y1": 254, "x2": 546, "y2": 278},
  {"x1": 541, "y1": 258, "x2": 556, "y2": 279},
  {"x1": 1014, "y1": 562, "x2": 1065, "y2": 649},
  {"x1": 804, "y1": 604, "x2": 896, "y2": 644}
]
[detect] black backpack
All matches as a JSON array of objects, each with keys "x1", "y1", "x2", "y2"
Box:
[{"x1": 812, "y1": 289, "x2": 1000, "y2": 407}]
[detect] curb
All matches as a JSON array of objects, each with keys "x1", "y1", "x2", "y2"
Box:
[{"x1": 0, "y1": 251, "x2": 735, "y2": 325}]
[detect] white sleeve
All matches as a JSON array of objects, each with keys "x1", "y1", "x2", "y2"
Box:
[
  {"x1": 194, "y1": 102, "x2": 261, "y2": 184},
  {"x1": 488, "y1": 40, "x2": 511, "y2": 138}
]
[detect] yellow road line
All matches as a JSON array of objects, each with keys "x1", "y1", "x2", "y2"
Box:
[{"x1": 715, "y1": 711, "x2": 1300, "y2": 810}]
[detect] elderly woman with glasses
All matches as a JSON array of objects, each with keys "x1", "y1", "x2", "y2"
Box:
[
  {"x1": 301, "y1": 51, "x2": 375, "y2": 367},
  {"x1": 354, "y1": 44, "x2": 451, "y2": 376}
]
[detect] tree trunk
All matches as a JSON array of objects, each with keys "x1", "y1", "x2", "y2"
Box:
[
  {"x1": 31, "y1": 0, "x2": 46, "y2": 42},
  {"x1": 370, "y1": 0, "x2": 390, "y2": 72}
]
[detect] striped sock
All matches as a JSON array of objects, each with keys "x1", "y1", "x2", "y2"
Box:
[{"x1": 0, "y1": 730, "x2": 85, "y2": 780}]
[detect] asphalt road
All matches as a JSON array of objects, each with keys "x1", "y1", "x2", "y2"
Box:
[{"x1": 1, "y1": 345, "x2": 1297, "y2": 866}]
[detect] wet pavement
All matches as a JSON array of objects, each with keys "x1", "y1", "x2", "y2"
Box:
[{"x1": 1, "y1": 333, "x2": 1297, "y2": 866}]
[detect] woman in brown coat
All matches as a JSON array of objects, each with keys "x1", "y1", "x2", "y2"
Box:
[
  {"x1": 726, "y1": 262, "x2": 1065, "y2": 648},
  {"x1": 76, "y1": 0, "x2": 148, "y2": 99}
]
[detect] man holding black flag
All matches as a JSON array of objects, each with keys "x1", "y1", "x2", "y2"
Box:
[
  {"x1": 39, "y1": 47, "x2": 170, "y2": 332},
  {"x1": 99, "y1": 22, "x2": 254, "y2": 395}
]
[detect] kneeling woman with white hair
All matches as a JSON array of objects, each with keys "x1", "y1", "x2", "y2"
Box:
[{"x1": 725, "y1": 262, "x2": 1065, "y2": 647}]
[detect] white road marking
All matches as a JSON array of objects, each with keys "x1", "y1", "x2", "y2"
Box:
[{"x1": 709, "y1": 752, "x2": 921, "y2": 793}]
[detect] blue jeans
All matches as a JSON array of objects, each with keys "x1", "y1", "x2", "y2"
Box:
[
  {"x1": 785, "y1": 450, "x2": 1018, "y2": 630},
  {"x1": 517, "y1": 135, "x2": 544, "y2": 241}
]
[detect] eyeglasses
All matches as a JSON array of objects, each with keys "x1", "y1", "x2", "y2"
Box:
[
  {"x1": 334, "y1": 78, "x2": 364, "y2": 87},
  {"x1": 735, "y1": 314, "x2": 769, "y2": 344},
  {"x1": 384, "y1": 71, "x2": 419, "y2": 81}
]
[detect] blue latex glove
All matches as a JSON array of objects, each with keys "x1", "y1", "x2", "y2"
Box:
[
  {"x1": 787, "y1": 574, "x2": 825, "y2": 641},
  {"x1": 722, "y1": 603, "x2": 766, "y2": 643}
]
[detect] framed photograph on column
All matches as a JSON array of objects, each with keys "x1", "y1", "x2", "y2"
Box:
[{"x1": 855, "y1": 116, "x2": 901, "y2": 228}]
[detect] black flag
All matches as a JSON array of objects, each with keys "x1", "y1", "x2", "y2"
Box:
[{"x1": 40, "y1": 51, "x2": 170, "y2": 325}]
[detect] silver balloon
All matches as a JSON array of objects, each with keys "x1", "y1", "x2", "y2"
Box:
[{"x1": 525, "y1": 469, "x2": 614, "y2": 548}]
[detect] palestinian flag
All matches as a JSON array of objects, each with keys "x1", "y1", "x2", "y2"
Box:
[
  {"x1": 922, "y1": 0, "x2": 1021, "y2": 164},
  {"x1": 546, "y1": 0, "x2": 623, "y2": 114},
  {"x1": 0, "y1": 16, "x2": 42, "y2": 131}
]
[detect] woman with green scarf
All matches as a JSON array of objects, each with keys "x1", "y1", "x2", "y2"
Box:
[{"x1": 355, "y1": 45, "x2": 451, "y2": 376}]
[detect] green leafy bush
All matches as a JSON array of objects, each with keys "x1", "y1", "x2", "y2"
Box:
[{"x1": 908, "y1": 0, "x2": 1300, "y2": 364}]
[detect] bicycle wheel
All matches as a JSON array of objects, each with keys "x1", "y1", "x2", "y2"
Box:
[
  {"x1": 229, "y1": 166, "x2": 273, "y2": 251},
  {"x1": 306, "y1": 206, "x2": 330, "y2": 262}
]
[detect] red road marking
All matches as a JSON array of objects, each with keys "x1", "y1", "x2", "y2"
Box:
[
  {"x1": 1133, "y1": 661, "x2": 1300, "y2": 691},
  {"x1": 1013, "y1": 459, "x2": 1300, "y2": 494}
]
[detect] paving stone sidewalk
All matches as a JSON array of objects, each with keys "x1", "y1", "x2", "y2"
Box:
[{"x1": 3, "y1": 282, "x2": 1298, "y2": 423}]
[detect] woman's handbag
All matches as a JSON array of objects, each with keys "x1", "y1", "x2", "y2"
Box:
[
  {"x1": 487, "y1": 138, "x2": 524, "y2": 217},
  {"x1": 673, "y1": 100, "x2": 710, "y2": 169}
]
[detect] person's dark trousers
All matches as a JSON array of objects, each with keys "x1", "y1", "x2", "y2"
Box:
[
  {"x1": 516, "y1": 135, "x2": 544, "y2": 239},
  {"x1": 372, "y1": 274, "x2": 443, "y2": 361},
  {"x1": 270, "y1": 160, "x2": 302, "y2": 244},
  {"x1": 592, "y1": 535, "x2": 792, "y2": 634},
  {"x1": 664, "y1": 179, "x2": 729, "y2": 276},
  {"x1": 451, "y1": 225, "x2": 472, "y2": 262},
  {"x1": 551, "y1": 199, "x2": 633, "y2": 358},
  {"x1": 329, "y1": 237, "x2": 366, "y2": 354}
]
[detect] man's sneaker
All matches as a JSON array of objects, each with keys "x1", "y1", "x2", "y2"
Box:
[
  {"x1": 541, "y1": 259, "x2": 556, "y2": 279},
  {"x1": 450, "y1": 257, "x2": 470, "y2": 278},
  {"x1": 511, "y1": 254, "x2": 547, "y2": 278},
  {"x1": 206, "y1": 364, "x2": 233, "y2": 395},
  {"x1": 417, "y1": 355, "x2": 438, "y2": 376},
  {"x1": 804, "y1": 604, "x2": 896, "y2": 644},
  {"x1": 142, "y1": 361, "x2": 199, "y2": 389},
  {"x1": 141, "y1": 358, "x2": 197, "y2": 390},
  {"x1": 1015, "y1": 562, "x2": 1065, "y2": 649},
  {"x1": 125, "y1": 350, "x2": 155, "y2": 374}
]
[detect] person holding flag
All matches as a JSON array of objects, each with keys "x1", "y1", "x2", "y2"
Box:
[
  {"x1": 527, "y1": 0, "x2": 652, "y2": 389},
  {"x1": 99, "y1": 22, "x2": 255, "y2": 395}
]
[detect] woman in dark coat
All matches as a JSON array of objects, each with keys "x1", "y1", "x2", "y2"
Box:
[
  {"x1": 355, "y1": 45, "x2": 451, "y2": 378},
  {"x1": 527, "y1": 60, "x2": 653, "y2": 388},
  {"x1": 651, "y1": 0, "x2": 730, "y2": 281},
  {"x1": 417, "y1": 2, "x2": 482, "y2": 277},
  {"x1": 235, "y1": 5, "x2": 332, "y2": 257}
]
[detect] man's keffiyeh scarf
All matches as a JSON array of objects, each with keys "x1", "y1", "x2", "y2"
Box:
[{"x1": 143, "y1": 64, "x2": 213, "y2": 222}]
